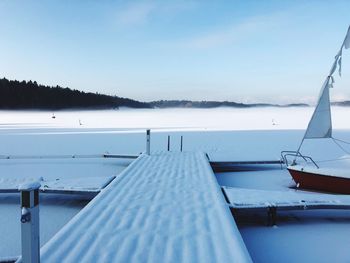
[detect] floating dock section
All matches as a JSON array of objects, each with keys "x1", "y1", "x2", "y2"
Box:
[
  {"x1": 223, "y1": 186, "x2": 350, "y2": 210},
  {"x1": 39, "y1": 152, "x2": 251, "y2": 262}
]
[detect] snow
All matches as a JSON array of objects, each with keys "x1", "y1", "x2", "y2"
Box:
[
  {"x1": 239, "y1": 216, "x2": 350, "y2": 263},
  {"x1": 0, "y1": 194, "x2": 90, "y2": 259},
  {"x1": 216, "y1": 168, "x2": 294, "y2": 191},
  {"x1": 1, "y1": 176, "x2": 115, "y2": 193},
  {"x1": 2, "y1": 108, "x2": 350, "y2": 262},
  {"x1": 39, "y1": 152, "x2": 251, "y2": 263},
  {"x1": 0, "y1": 153, "x2": 130, "y2": 258},
  {"x1": 218, "y1": 168, "x2": 350, "y2": 263},
  {"x1": 0, "y1": 159, "x2": 129, "y2": 180},
  {"x1": 0, "y1": 106, "x2": 349, "y2": 131},
  {"x1": 223, "y1": 187, "x2": 350, "y2": 208},
  {"x1": 40, "y1": 176, "x2": 115, "y2": 192},
  {"x1": 18, "y1": 181, "x2": 41, "y2": 191}
]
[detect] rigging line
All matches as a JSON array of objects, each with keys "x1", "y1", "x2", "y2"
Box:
[
  {"x1": 332, "y1": 137, "x2": 350, "y2": 154},
  {"x1": 332, "y1": 137, "x2": 350, "y2": 145},
  {"x1": 317, "y1": 157, "x2": 350, "y2": 163}
]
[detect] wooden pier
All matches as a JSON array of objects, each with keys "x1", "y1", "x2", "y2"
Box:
[{"x1": 37, "y1": 152, "x2": 252, "y2": 262}]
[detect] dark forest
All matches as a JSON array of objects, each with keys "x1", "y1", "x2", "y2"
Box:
[{"x1": 0, "y1": 78, "x2": 150, "y2": 109}]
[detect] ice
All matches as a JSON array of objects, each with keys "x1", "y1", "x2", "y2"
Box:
[
  {"x1": 0, "y1": 106, "x2": 348, "y2": 131},
  {"x1": 1, "y1": 108, "x2": 350, "y2": 262}
]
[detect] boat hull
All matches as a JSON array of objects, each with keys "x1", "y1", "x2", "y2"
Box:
[{"x1": 288, "y1": 168, "x2": 350, "y2": 194}]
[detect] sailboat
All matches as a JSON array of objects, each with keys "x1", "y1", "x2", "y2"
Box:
[{"x1": 283, "y1": 26, "x2": 350, "y2": 194}]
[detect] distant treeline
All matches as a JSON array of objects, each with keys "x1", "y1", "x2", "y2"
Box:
[
  {"x1": 0, "y1": 77, "x2": 315, "y2": 110},
  {"x1": 0, "y1": 78, "x2": 150, "y2": 109}
]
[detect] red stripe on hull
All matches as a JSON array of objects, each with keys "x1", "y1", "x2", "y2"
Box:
[{"x1": 288, "y1": 168, "x2": 350, "y2": 194}]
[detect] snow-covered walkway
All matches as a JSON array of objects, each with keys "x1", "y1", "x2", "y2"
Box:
[{"x1": 38, "y1": 152, "x2": 251, "y2": 262}]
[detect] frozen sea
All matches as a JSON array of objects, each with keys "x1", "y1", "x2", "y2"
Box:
[{"x1": 1, "y1": 107, "x2": 350, "y2": 262}]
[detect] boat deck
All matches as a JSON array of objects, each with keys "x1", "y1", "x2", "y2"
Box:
[{"x1": 38, "y1": 152, "x2": 251, "y2": 262}]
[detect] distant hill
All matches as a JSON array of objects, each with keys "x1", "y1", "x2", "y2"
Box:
[
  {"x1": 149, "y1": 100, "x2": 309, "y2": 108},
  {"x1": 332, "y1": 101, "x2": 350, "y2": 106},
  {"x1": 0, "y1": 78, "x2": 150, "y2": 109}
]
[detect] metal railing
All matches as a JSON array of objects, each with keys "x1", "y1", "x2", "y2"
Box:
[{"x1": 280, "y1": 150, "x2": 319, "y2": 168}]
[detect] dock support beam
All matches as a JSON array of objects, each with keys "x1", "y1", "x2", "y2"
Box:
[
  {"x1": 19, "y1": 182, "x2": 41, "y2": 263},
  {"x1": 146, "y1": 129, "x2": 151, "y2": 155},
  {"x1": 267, "y1": 207, "x2": 277, "y2": 226}
]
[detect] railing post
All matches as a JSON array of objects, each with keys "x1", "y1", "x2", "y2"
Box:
[
  {"x1": 180, "y1": 136, "x2": 183, "y2": 152},
  {"x1": 19, "y1": 182, "x2": 41, "y2": 263},
  {"x1": 167, "y1": 135, "x2": 170, "y2": 151},
  {"x1": 146, "y1": 129, "x2": 151, "y2": 155}
]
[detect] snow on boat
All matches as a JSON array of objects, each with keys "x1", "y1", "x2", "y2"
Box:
[{"x1": 283, "y1": 25, "x2": 350, "y2": 193}]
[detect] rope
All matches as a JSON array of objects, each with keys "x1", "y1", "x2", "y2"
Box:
[
  {"x1": 332, "y1": 137, "x2": 350, "y2": 145},
  {"x1": 332, "y1": 137, "x2": 350, "y2": 155}
]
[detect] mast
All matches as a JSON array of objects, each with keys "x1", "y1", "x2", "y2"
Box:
[{"x1": 294, "y1": 26, "x2": 350, "y2": 163}]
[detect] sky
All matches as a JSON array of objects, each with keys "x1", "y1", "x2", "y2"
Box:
[{"x1": 0, "y1": 0, "x2": 350, "y2": 104}]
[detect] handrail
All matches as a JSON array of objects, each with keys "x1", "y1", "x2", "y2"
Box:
[
  {"x1": 280, "y1": 151, "x2": 319, "y2": 169},
  {"x1": 280, "y1": 151, "x2": 308, "y2": 163}
]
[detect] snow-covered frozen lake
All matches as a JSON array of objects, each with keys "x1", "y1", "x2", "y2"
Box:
[
  {"x1": 1, "y1": 106, "x2": 350, "y2": 131},
  {"x1": 1, "y1": 107, "x2": 350, "y2": 262}
]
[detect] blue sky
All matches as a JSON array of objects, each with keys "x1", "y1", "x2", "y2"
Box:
[{"x1": 0, "y1": 0, "x2": 350, "y2": 103}]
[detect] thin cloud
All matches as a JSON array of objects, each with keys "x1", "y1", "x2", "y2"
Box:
[
  {"x1": 115, "y1": 2, "x2": 156, "y2": 26},
  {"x1": 114, "y1": 1, "x2": 196, "y2": 27},
  {"x1": 170, "y1": 12, "x2": 289, "y2": 49}
]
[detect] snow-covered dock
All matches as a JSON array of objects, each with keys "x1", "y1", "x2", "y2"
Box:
[
  {"x1": 0, "y1": 176, "x2": 115, "y2": 195},
  {"x1": 223, "y1": 186, "x2": 350, "y2": 210},
  {"x1": 223, "y1": 187, "x2": 350, "y2": 226},
  {"x1": 37, "y1": 152, "x2": 251, "y2": 262}
]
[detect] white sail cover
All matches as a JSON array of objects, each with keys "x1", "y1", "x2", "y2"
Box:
[
  {"x1": 304, "y1": 78, "x2": 332, "y2": 139},
  {"x1": 297, "y1": 25, "x2": 350, "y2": 149},
  {"x1": 345, "y1": 26, "x2": 350, "y2": 49}
]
